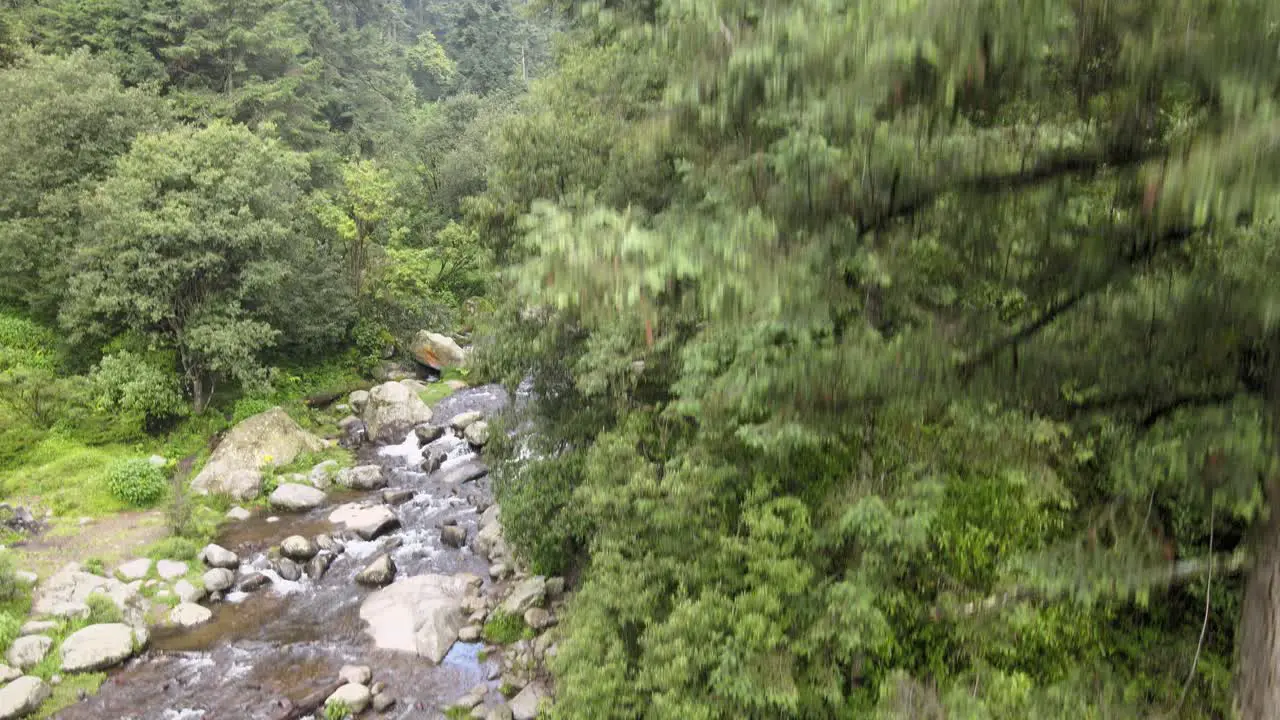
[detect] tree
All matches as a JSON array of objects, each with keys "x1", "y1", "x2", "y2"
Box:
[
  {"x1": 312, "y1": 158, "x2": 406, "y2": 301},
  {"x1": 0, "y1": 49, "x2": 168, "y2": 319},
  {"x1": 63, "y1": 121, "x2": 310, "y2": 413},
  {"x1": 475, "y1": 0, "x2": 1280, "y2": 718}
]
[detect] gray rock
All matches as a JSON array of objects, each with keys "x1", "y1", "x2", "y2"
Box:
[
  {"x1": 280, "y1": 535, "x2": 319, "y2": 561},
  {"x1": 358, "y1": 574, "x2": 469, "y2": 663},
  {"x1": 355, "y1": 554, "x2": 396, "y2": 587},
  {"x1": 382, "y1": 488, "x2": 415, "y2": 506},
  {"x1": 202, "y1": 569, "x2": 235, "y2": 593},
  {"x1": 372, "y1": 692, "x2": 396, "y2": 712},
  {"x1": 486, "y1": 705, "x2": 515, "y2": 720},
  {"x1": 225, "y1": 506, "x2": 251, "y2": 521},
  {"x1": 411, "y1": 331, "x2": 467, "y2": 369},
  {"x1": 449, "y1": 411, "x2": 483, "y2": 431},
  {"x1": 440, "y1": 525, "x2": 466, "y2": 548},
  {"x1": 238, "y1": 573, "x2": 269, "y2": 592},
  {"x1": 18, "y1": 621, "x2": 56, "y2": 637},
  {"x1": 508, "y1": 681, "x2": 550, "y2": 720},
  {"x1": 435, "y1": 460, "x2": 488, "y2": 485},
  {"x1": 338, "y1": 664, "x2": 372, "y2": 685},
  {"x1": 32, "y1": 564, "x2": 146, "y2": 628},
  {"x1": 349, "y1": 390, "x2": 370, "y2": 414},
  {"x1": 488, "y1": 563, "x2": 511, "y2": 580},
  {"x1": 329, "y1": 504, "x2": 400, "y2": 540},
  {"x1": 414, "y1": 424, "x2": 445, "y2": 444},
  {"x1": 337, "y1": 465, "x2": 387, "y2": 491},
  {"x1": 363, "y1": 382, "x2": 433, "y2": 445},
  {"x1": 174, "y1": 579, "x2": 206, "y2": 603},
  {"x1": 421, "y1": 449, "x2": 447, "y2": 474},
  {"x1": 458, "y1": 625, "x2": 482, "y2": 642},
  {"x1": 306, "y1": 552, "x2": 335, "y2": 581},
  {"x1": 169, "y1": 603, "x2": 212, "y2": 628},
  {"x1": 523, "y1": 608, "x2": 553, "y2": 630},
  {"x1": 115, "y1": 558, "x2": 151, "y2": 581},
  {"x1": 464, "y1": 421, "x2": 490, "y2": 447},
  {"x1": 326, "y1": 683, "x2": 372, "y2": 714},
  {"x1": 6, "y1": 635, "x2": 51, "y2": 671},
  {"x1": 0, "y1": 676, "x2": 49, "y2": 719},
  {"x1": 275, "y1": 558, "x2": 302, "y2": 582},
  {"x1": 199, "y1": 544, "x2": 239, "y2": 569},
  {"x1": 338, "y1": 416, "x2": 367, "y2": 449},
  {"x1": 269, "y1": 483, "x2": 327, "y2": 512},
  {"x1": 500, "y1": 577, "x2": 546, "y2": 616},
  {"x1": 0, "y1": 665, "x2": 18, "y2": 684},
  {"x1": 315, "y1": 534, "x2": 341, "y2": 553},
  {"x1": 190, "y1": 408, "x2": 325, "y2": 499},
  {"x1": 156, "y1": 560, "x2": 189, "y2": 580},
  {"x1": 309, "y1": 460, "x2": 339, "y2": 489},
  {"x1": 59, "y1": 623, "x2": 143, "y2": 672},
  {"x1": 12, "y1": 572, "x2": 36, "y2": 588}
]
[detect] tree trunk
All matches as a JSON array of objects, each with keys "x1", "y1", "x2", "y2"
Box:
[{"x1": 1236, "y1": 481, "x2": 1280, "y2": 719}]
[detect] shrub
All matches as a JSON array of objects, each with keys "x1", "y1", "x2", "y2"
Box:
[
  {"x1": 231, "y1": 397, "x2": 274, "y2": 424},
  {"x1": 324, "y1": 700, "x2": 352, "y2": 720},
  {"x1": 104, "y1": 458, "x2": 167, "y2": 506},
  {"x1": 482, "y1": 611, "x2": 527, "y2": 645},
  {"x1": 90, "y1": 350, "x2": 187, "y2": 431},
  {"x1": 145, "y1": 536, "x2": 203, "y2": 562},
  {"x1": 0, "y1": 610, "x2": 20, "y2": 654},
  {"x1": 83, "y1": 557, "x2": 106, "y2": 576},
  {"x1": 84, "y1": 594, "x2": 122, "y2": 624}
]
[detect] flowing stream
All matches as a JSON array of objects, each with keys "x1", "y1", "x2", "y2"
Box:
[{"x1": 56, "y1": 385, "x2": 514, "y2": 720}]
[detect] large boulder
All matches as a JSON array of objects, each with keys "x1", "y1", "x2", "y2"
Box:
[
  {"x1": 5, "y1": 636, "x2": 50, "y2": 671},
  {"x1": 336, "y1": 466, "x2": 386, "y2": 491},
  {"x1": 60, "y1": 623, "x2": 144, "y2": 672},
  {"x1": 362, "y1": 382, "x2": 432, "y2": 445},
  {"x1": 355, "y1": 554, "x2": 396, "y2": 587},
  {"x1": 191, "y1": 408, "x2": 324, "y2": 499},
  {"x1": 329, "y1": 504, "x2": 401, "y2": 540},
  {"x1": 32, "y1": 563, "x2": 146, "y2": 628},
  {"x1": 0, "y1": 676, "x2": 49, "y2": 719},
  {"x1": 169, "y1": 603, "x2": 212, "y2": 628},
  {"x1": 359, "y1": 574, "x2": 470, "y2": 663},
  {"x1": 500, "y1": 576, "x2": 547, "y2": 616},
  {"x1": 269, "y1": 483, "x2": 327, "y2": 512},
  {"x1": 326, "y1": 683, "x2": 372, "y2": 714},
  {"x1": 509, "y1": 682, "x2": 551, "y2": 720},
  {"x1": 410, "y1": 331, "x2": 466, "y2": 370}
]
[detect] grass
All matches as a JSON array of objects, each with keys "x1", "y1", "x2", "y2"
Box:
[
  {"x1": 0, "y1": 436, "x2": 137, "y2": 517},
  {"x1": 482, "y1": 610, "x2": 528, "y2": 645},
  {"x1": 33, "y1": 672, "x2": 106, "y2": 719},
  {"x1": 417, "y1": 368, "x2": 470, "y2": 407}
]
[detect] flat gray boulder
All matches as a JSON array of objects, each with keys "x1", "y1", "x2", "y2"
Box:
[
  {"x1": 269, "y1": 483, "x2": 327, "y2": 511},
  {"x1": 359, "y1": 574, "x2": 469, "y2": 663},
  {"x1": 362, "y1": 382, "x2": 432, "y2": 444},
  {"x1": 329, "y1": 504, "x2": 400, "y2": 540},
  {"x1": 500, "y1": 576, "x2": 547, "y2": 616},
  {"x1": 509, "y1": 681, "x2": 551, "y2": 720},
  {"x1": 32, "y1": 563, "x2": 146, "y2": 628},
  {"x1": 191, "y1": 408, "x2": 324, "y2": 499},
  {"x1": 60, "y1": 623, "x2": 143, "y2": 672},
  {"x1": 5, "y1": 636, "x2": 50, "y2": 671},
  {"x1": 336, "y1": 465, "x2": 386, "y2": 491},
  {"x1": 169, "y1": 603, "x2": 212, "y2": 628},
  {"x1": 199, "y1": 544, "x2": 239, "y2": 569},
  {"x1": 0, "y1": 676, "x2": 49, "y2": 719}
]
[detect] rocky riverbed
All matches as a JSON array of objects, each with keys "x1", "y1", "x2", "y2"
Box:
[{"x1": 19, "y1": 380, "x2": 560, "y2": 720}]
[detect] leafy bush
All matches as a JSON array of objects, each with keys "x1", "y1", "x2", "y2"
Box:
[
  {"x1": 0, "y1": 610, "x2": 20, "y2": 653},
  {"x1": 104, "y1": 458, "x2": 167, "y2": 506},
  {"x1": 84, "y1": 594, "x2": 122, "y2": 624},
  {"x1": 90, "y1": 350, "x2": 187, "y2": 430},
  {"x1": 83, "y1": 557, "x2": 106, "y2": 576},
  {"x1": 482, "y1": 611, "x2": 528, "y2": 644},
  {"x1": 324, "y1": 700, "x2": 352, "y2": 720},
  {"x1": 231, "y1": 396, "x2": 274, "y2": 424}
]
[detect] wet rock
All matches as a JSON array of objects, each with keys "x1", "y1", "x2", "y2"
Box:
[
  {"x1": 199, "y1": 544, "x2": 239, "y2": 569},
  {"x1": 440, "y1": 525, "x2": 466, "y2": 548},
  {"x1": 169, "y1": 603, "x2": 212, "y2": 628},
  {"x1": 326, "y1": 683, "x2": 372, "y2": 714},
  {"x1": 280, "y1": 535, "x2": 319, "y2": 561},
  {"x1": 523, "y1": 608, "x2": 553, "y2": 631},
  {"x1": 475, "y1": 505, "x2": 505, "y2": 558},
  {"x1": 363, "y1": 381, "x2": 433, "y2": 444},
  {"x1": 458, "y1": 573, "x2": 484, "y2": 591},
  {"x1": 337, "y1": 465, "x2": 387, "y2": 491},
  {"x1": 464, "y1": 421, "x2": 490, "y2": 447},
  {"x1": 115, "y1": 558, "x2": 151, "y2": 581},
  {"x1": 338, "y1": 664, "x2": 372, "y2": 685},
  {"x1": 190, "y1": 408, "x2": 325, "y2": 499},
  {"x1": 421, "y1": 449, "x2": 447, "y2": 474},
  {"x1": 306, "y1": 552, "x2": 335, "y2": 581},
  {"x1": 488, "y1": 563, "x2": 510, "y2": 580},
  {"x1": 202, "y1": 568, "x2": 235, "y2": 593},
  {"x1": 266, "y1": 516, "x2": 280, "y2": 523},
  {"x1": 349, "y1": 390, "x2": 370, "y2": 414},
  {"x1": 500, "y1": 577, "x2": 546, "y2": 616},
  {"x1": 156, "y1": 560, "x2": 189, "y2": 580},
  {"x1": 458, "y1": 625, "x2": 482, "y2": 642},
  {"x1": 225, "y1": 506, "x2": 252, "y2": 521},
  {"x1": 275, "y1": 558, "x2": 302, "y2": 582},
  {"x1": 6, "y1": 635, "x2": 51, "y2": 670},
  {"x1": 436, "y1": 460, "x2": 488, "y2": 485},
  {"x1": 414, "y1": 424, "x2": 445, "y2": 444},
  {"x1": 60, "y1": 623, "x2": 143, "y2": 672},
  {"x1": 315, "y1": 534, "x2": 341, "y2": 553},
  {"x1": 0, "y1": 676, "x2": 49, "y2": 719},
  {"x1": 411, "y1": 331, "x2": 467, "y2": 370},
  {"x1": 175, "y1": 579, "x2": 206, "y2": 603},
  {"x1": 237, "y1": 574, "x2": 269, "y2": 593},
  {"x1": 508, "y1": 681, "x2": 550, "y2": 720},
  {"x1": 359, "y1": 574, "x2": 470, "y2": 663},
  {"x1": 338, "y1": 416, "x2": 367, "y2": 449},
  {"x1": 449, "y1": 411, "x2": 483, "y2": 431},
  {"x1": 329, "y1": 504, "x2": 401, "y2": 540},
  {"x1": 269, "y1": 483, "x2": 327, "y2": 512},
  {"x1": 372, "y1": 692, "x2": 396, "y2": 712},
  {"x1": 356, "y1": 554, "x2": 396, "y2": 587},
  {"x1": 18, "y1": 621, "x2": 56, "y2": 637},
  {"x1": 382, "y1": 488, "x2": 415, "y2": 506}
]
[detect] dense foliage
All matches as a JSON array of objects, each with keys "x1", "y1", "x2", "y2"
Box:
[
  {"x1": 104, "y1": 458, "x2": 167, "y2": 507},
  {"x1": 471, "y1": 1, "x2": 1280, "y2": 718}
]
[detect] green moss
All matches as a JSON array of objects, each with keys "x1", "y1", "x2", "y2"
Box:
[
  {"x1": 32, "y1": 672, "x2": 105, "y2": 719},
  {"x1": 482, "y1": 610, "x2": 526, "y2": 645}
]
